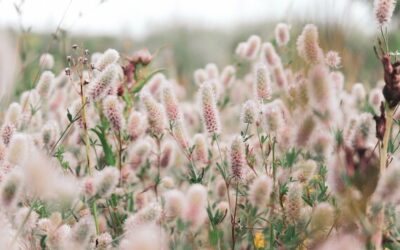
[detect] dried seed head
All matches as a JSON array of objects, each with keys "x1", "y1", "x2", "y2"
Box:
[
  {"x1": 88, "y1": 64, "x2": 118, "y2": 101},
  {"x1": 249, "y1": 175, "x2": 273, "y2": 207},
  {"x1": 199, "y1": 82, "x2": 221, "y2": 135},
  {"x1": 297, "y1": 24, "x2": 323, "y2": 64},
  {"x1": 36, "y1": 71, "x2": 55, "y2": 99},
  {"x1": 141, "y1": 92, "x2": 166, "y2": 136},
  {"x1": 103, "y1": 95, "x2": 124, "y2": 131},
  {"x1": 95, "y1": 49, "x2": 120, "y2": 71},
  {"x1": 230, "y1": 136, "x2": 245, "y2": 180},
  {"x1": 275, "y1": 23, "x2": 291, "y2": 47},
  {"x1": 253, "y1": 63, "x2": 272, "y2": 102},
  {"x1": 374, "y1": 0, "x2": 396, "y2": 26},
  {"x1": 241, "y1": 100, "x2": 258, "y2": 125}
]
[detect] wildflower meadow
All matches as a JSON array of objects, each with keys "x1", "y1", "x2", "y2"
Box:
[{"x1": 1, "y1": 0, "x2": 400, "y2": 249}]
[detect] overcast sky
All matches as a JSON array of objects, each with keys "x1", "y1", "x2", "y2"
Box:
[{"x1": 0, "y1": 0, "x2": 375, "y2": 38}]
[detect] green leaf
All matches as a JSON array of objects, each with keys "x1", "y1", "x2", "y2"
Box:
[
  {"x1": 90, "y1": 126, "x2": 116, "y2": 166},
  {"x1": 132, "y1": 68, "x2": 165, "y2": 93}
]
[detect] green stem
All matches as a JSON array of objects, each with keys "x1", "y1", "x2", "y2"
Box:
[{"x1": 92, "y1": 200, "x2": 100, "y2": 235}]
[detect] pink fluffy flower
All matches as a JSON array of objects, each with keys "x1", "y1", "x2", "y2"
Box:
[
  {"x1": 103, "y1": 95, "x2": 124, "y2": 131},
  {"x1": 230, "y1": 136, "x2": 245, "y2": 180},
  {"x1": 275, "y1": 23, "x2": 291, "y2": 46},
  {"x1": 325, "y1": 50, "x2": 341, "y2": 68},
  {"x1": 199, "y1": 82, "x2": 221, "y2": 135},
  {"x1": 374, "y1": 0, "x2": 396, "y2": 26}
]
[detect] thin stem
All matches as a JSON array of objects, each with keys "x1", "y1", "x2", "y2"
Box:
[
  {"x1": 92, "y1": 200, "x2": 100, "y2": 235},
  {"x1": 231, "y1": 182, "x2": 239, "y2": 250},
  {"x1": 256, "y1": 126, "x2": 267, "y2": 174},
  {"x1": 80, "y1": 81, "x2": 92, "y2": 175}
]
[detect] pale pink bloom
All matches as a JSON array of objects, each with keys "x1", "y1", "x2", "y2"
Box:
[
  {"x1": 88, "y1": 64, "x2": 118, "y2": 101},
  {"x1": 132, "y1": 48, "x2": 152, "y2": 65},
  {"x1": 325, "y1": 50, "x2": 341, "y2": 68},
  {"x1": 39, "y1": 53, "x2": 54, "y2": 70},
  {"x1": 127, "y1": 111, "x2": 146, "y2": 140},
  {"x1": 162, "y1": 82, "x2": 181, "y2": 122},
  {"x1": 245, "y1": 35, "x2": 261, "y2": 60},
  {"x1": 160, "y1": 142, "x2": 175, "y2": 168},
  {"x1": 374, "y1": 0, "x2": 396, "y2": 25},
  {"x1": 205, "y1": 63, "x2": 219, "y2": 80},
  {"x1": 275, "y1": 23, "x2": 291, "y2": 46},
  {"x1": 199, "y1": 82, "x2": 221, "y2": 135},
  {"x1": 220, "y1": 65, "x2": 236, "y2": 88},
  {"x1": 241, "y1": 100, "x2": 258, "y2": 125},
  {"x1": 1, "y1": 123, "x2": 14, "y2": 146},
  {"x1": 297, "y1": 24, "x2": 323, "y2": 64},
  {"x1": 103, "y1": 95, "x2": 124, "y2": 131},
  {"x1": 164, "y1": 189, "x2": 186, "y2": 218},
  {"x1": 95, "y1": 48, "x2": 120, "y2": 71},
  {"x1": 36, "y1": 71, "x2": 55, "y2": 99},
  {"x1": 262, "y1": 42, "x2": 280, "y2": 67},
  {"x1": 253, "y1": 63, "x2": 272, "y2": 102},
  {"x1": 249, "y1": 175, "x2": 272, "y2": 207},
  {"x1": 192, "y1": 133, "x2": 209, "y2": 165},
  {"x1": 141, "y1": 91, "x2": 166, "y2": 136},
  {"x1": 230, "y1": 136, "x2": 245, "y2": 180},
  {"x1": 184, "y1": 184, "x2": 207, "y2": 229}
]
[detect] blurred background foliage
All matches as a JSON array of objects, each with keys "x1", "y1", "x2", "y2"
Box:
[{"x1": 3, "y1": 0, "x2": 400, "y2": 100}]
